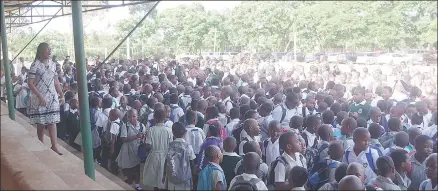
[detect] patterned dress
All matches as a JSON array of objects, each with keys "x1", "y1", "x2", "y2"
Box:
[{"x1": 27, "y1": 59, "x2": 60, "y2": 125}]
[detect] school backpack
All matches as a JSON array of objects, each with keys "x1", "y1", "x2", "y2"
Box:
[
  {"x1": 225, "y1": 100, "x2": 237, "y2": 109},
  {"x1": 235, "y1": 159, "x2": 266, "y2": 181},
  {"x1": 169, "y1": 105, "x2": 180, "y2": 123},
  {"x1": 102, "y1": 121, "x2": 122, "y2": 145},
  {"x1": 345, "y1": 147, "x2": 382, "y2": 174},
  {"x1": 229, "y1": 176, "x2": 261, "y2": 191},
  {"x1": 231, "y1": 122, "x2": 244, "y2": 152},
  {"x1": 305, "y1": 141, "x2": 329, "y2": 170},
  {"x1": 165, "y1": 140, "x2": 192, "y2": 184},
  {"x1": 267, "y1": 155, "x2": 305, "y2": 187},
  {"x1": 280, "y1": 105, "x2": 287, "y2": 123},
  {"x1": 381, "y1": 137, "x2": 396, "y2": 149},
  {"x1": 307, "y1": 159, "x2": 339, "y2": 190},
  {"x1": 136, "y1": 124, "x2": 147, "y2": 161}
]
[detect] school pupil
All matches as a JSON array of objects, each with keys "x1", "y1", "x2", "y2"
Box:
[
  {"x1": 262, "y1": 120, "x2": 281, "y2": 166},
  {"x1": 343, "y1": 127, "x2": 381, "y2": 184},
  {"x1": 258, "y1": 102, "x2": 274, "y2": 141},
  {"x1": 321, "y1": 110, "x2": 335, "y2": 127},
  {"x1": 238, "y1": 119, "x2": 261, "y2": 156},
  {"x1": 183, "y1": 110, "x2": 205, "y2": 160},
  {"x1": 307, "y1": 141, "x2": 343, "y2": 190},
  {"x1": 315, "y1": 124, "x2": 334, "y2": 163},
  {"x1": 289, "y1": 115, "x2": 304, "y2": 136},
  {"x1": 369, "y1": 156, "x2": 401, "y2": 190},
  {"x1": 390, "y1": 149, "x2": 412, "y2": 190},
  {"x1": 349, "y1": 86, "x2": 372, "y2": 120},
  {"x1": 234, "y1": 141, "x2": 269, "y2": 182},
  {"x1": 225, "y1": 107, "x2": 240, "y2": 138},
  {"x1": 65, "y1": 98, "x2": 80, "y2": 151},
  {"x1": 101, "y1": 108, "x2": 122, "y2": 174},
  {"x1": 408, "y1": 135, "x2": 434, "y2": 190},
  {"x1": 383, "y1": 131, "x2": 410, "y2": 156},
  {"x1": 419, "y1": 153, "x2": 437, "y2": 190},
  {"x1": 380, "y1": 117, "x2": 403, "y2": 149},
  {"x1": 197, "y1": 145, "x2": 227, "y2": 190},
  {"x1": 141, "y1": 109, "x2": 172, "y2": 190},
  {"x1": 340, "y1": 117, "x2": 357, "y2": 150},
  {"x1": 268, "y1": 132, "x2": 306, "y2": 190},
  {"x1": 368, "y1": 122, "x2": 385, "y2": 154},
  {"x1": 220, "y1": 137, "x2": 241, "y2": 188},
  {"x1": 228, "y1": 152, "x2": 268, "y2": 190},
  {"x1": 163, "y1": 122, "x2": 196, "y2": 190},
  {"x1": 288, "y1": 166, "x2": 308, "y2": 191},
  {"x1": 302, "y1": 114, "x2": 321, "y2": 149},
  {"x1": 339, "y1": 175, "x2": 365, "y2": 190},
  {"x1": 169, "y1": 93, "x2": 184, "y2": 123},
  {"x1": 198, "y1": 123, "x2": 222, "y2": 170},
  {"x1": 163, "y1": 105, "x2": 174, "y2": 128},
  {"x1": 115, "y1": 109, "x2": 145, "y2": 190},
  {"x1": 334, "y1": 111, "x2": 348, "y2": 138}
]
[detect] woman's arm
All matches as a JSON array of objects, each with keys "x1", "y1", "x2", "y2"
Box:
[{"x1": 54, "y1": 77, "x2": 63, "y2": 99}]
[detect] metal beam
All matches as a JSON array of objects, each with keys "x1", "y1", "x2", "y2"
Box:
[
  {"x1": 5, "y1": 1, "x2": 153, "y2": 28},
  {"x1": 9, "y1": 7, "x2": 64, "y2": 64},
  {"x1": 6, "y1": 2, "x2": 150, "y2": 8},
  {"x1": 0, "y1": 1, "x2": 16, "y2": 120},
  {"x1": 71, "y1": 0, "x2": 95, "y2": 180}
]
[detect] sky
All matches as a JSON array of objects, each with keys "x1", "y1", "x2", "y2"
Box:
[{"x1": 24, "y1": 1, "x2": 241, "y2": 33}]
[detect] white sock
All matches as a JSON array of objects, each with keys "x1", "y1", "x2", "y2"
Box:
[{"x1": 135, "y1": 184, "x2": 141, "y2": 188}]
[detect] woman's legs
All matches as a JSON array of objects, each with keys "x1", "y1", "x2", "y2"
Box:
[
  {"x1": 36, "y1": 124, "x2": 45, "y2": 143},
  {"x1": 46, "y1": 123, "x2": 60, "y2": 153},
  {"x1": 133, "y1": 164, "x2": 141, "y2": 185}
]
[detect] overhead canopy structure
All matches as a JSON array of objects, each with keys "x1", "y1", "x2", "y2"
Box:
[
  {"x1": 4, "y1": 0, "x2": 153, "y2": 32},
  {"x1": 1, "y1": 0, "x2": 159, "y2": 181}
]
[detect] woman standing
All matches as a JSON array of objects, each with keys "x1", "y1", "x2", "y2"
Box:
[{"x1": 27, "y1": 42, "x2": 64, "y2": 155}]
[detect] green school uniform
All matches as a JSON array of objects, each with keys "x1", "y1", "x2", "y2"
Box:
[{"x1": 349, "y1": 100, "x2": 372, "y2": 120}]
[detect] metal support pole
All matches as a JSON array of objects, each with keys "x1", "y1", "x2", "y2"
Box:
[
  {"x1": 1, "y1": 1, "x2": 15, "y2": 120},
  {"x1": 71, "y1": 0, "x2": 95, "y2": 180},
  {"x1": 10, "y1": 7, "x2": 63, "y2": 64}
]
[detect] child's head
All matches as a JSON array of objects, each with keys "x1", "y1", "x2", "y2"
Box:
[
  {"x1": 172, "y1": 122, "x2": 186, "y2": 138},
  {"x1": 318, "y1": 101, "x2": 328, "y2": 113},
  {"x1": 353, "y1": 86, "x2": 365, "y2": 103},
  {"x1": 377, "y1": 100, "x2": 388, "y2": 114},
  {"x1": 230, "y1": 107, "x2": 240, "y2": 120},
  {"x1": 328, "y1": 141, "x2": 344, "y2": 161},
  {"x1": 223, "y1": 137, "x2": 237, "y2": 153},
  {"x1": 244, "y1": 109, "x2": 259, "y2": 120},
  {"x1": 268, "y1": 120, "x2": 281, "y2": 142},
  {"x1": 288, "y1": 166, "x2": 308, "y2": 188},
  {"x1": 164, "y1": 105, "x2": 171, "y2": 118},
  {"x1": 317, "y1": 124, "x2": 333, "y2": 142},
  {"x1": 347, "y1": 162, "x2": 366, "y2": 184},
  {"x1": 65, "y1": 91, "x2": 74, "y2": 102},
  {"x1": 382, "y1": 86, "x2": 393, "y2": 100},
  {"x1": 119, "y1": 96, "x2": 128, "y2": 107},
  {"x1": 205, "y1": 145, "x2": 223, "y2": 164},
  {"x1": 153, "y1": 109, "x2": 166, "y2": 123},
  {"x1": 102, "y1": 97, "x2": 113, "y2": 109},
  {"x1": 390, "y1": 105, "x2": 404, "y2": 119},
  {"x1": 205, "y1": 106, "x2": 219, "y2": 120},
  {"x1": 322, "y1": 110, "x2": 335, "y2": 125},
  {"x1": 336, "y1": 111, "x2": 348, "y2": 126},
  {"x1": 279, "y1": 132, "x2": 301, "y2": 154},
  {"x1": 339, "y1": 175, "x2": 364, "y2": 190},
  {"x1": 334, "y1": 163, "x2": 349, "y2": 183},
  {"x1": 330, "y1": 102, "x2": 341, "y2": 116},
  {"x1": 394, "y1": 131, "x2": 410, "y2": 148},
  {"x1": 377, "y1": 157, "x2": 397, "y2": 183},
  {"x1": 370, "y1": 107, "x2": 382, "y2": 123},
  {"x1": 407, "y1": 127, "x2": 422, "y2": 146},
  {"x1": 415, "y1": 135, "x2": 434, "y2": 158},
  {"x1": 243, "y1": 152, "x2": 261, "y2": 175},
  {"x1": 368, "y1": 123, "x2": 382, "y2": 139},
  {"x1": 323, "y1": 95, "x2": 335, "y2": 107},
  {"x1": 243, "y1": 119, "x2": 261, "y2": 137},
  {"x1": 70, "y1": 99, "x2": 78, "y2": 109},
  {"x1": 341, "y1": 117, "x2": 357, "y2": 136},
  {"x1": 390, "y1": 149, "x2": 411, "y2": 173},
  {"x1": 208, "y1": 122, "x2": 222, "y2": 138},
  {"x1": 305, "y1": 95, "x2": 316, "y2": 111},
  {"x1": 289, "y1": 116, "x2": 304, "y2": 131},
  {"x1": 305, "y1": 115, "x2": 321, "y2": 134},
  {"x1": 259, "y1": 102, "x2": 273, "y2": 117},
  {"x1": 285, "y1": 92, "x2": 300, "y2": 109},
  {"x1": 127, "y1": 109, "x2": 138, "y2": 124},
  {"x1": 388, "y1": 117, "x2": 402, "y2": 132},
  {"x1": 169, "y1": 93, "x2": 179, "y2": 105},
  {"x1": 90, "y1": 97, "x2": 101, "y2": 108},
  {"x1": 411, "y1": 113, "x2": 423, "y2": 126},
  {"x1": 185, "y1": 110, "x2": 197, "y2": 125},
  {"x1": 425, "y1": 153, "x2": 437, "y2": 180},
  {"x1": 243, "y1": 141, "x2": 262, "y2": 156},
  {"x1": 109, "y1": 108, "x2": 121, "y2": 121},
  {"x1": 356, "y1": 117, "x2": 367, "y2": 128},
  {"x1": 352, "y1": 127, "x2": 371, "y2": 152}
]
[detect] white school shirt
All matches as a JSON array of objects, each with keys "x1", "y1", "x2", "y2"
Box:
[
  {"x1": 109, "y1": 119, "x2": 121, "y2": 137},
  {"x1": 184, "y1": 124, "x2": 206, "y2": 155},
  {"x1": 229, "y1": 173, "x2": 268, "y2": 191},
  {"x1": 343, "y1": 146, "x2": 380, "y2": 184},
  {"x1": 419, "y1": 179, "x2": 438, "y2": 190},
  {"x1": 226, "y1": 119, "x2": 240, "y2": 138},
  {"x1": 259, "y1": 115, "x2": 274, "y2": 142},
  {"x1": 423, "y1": 124, "x2": 437, "y2": 139},
  {"x1": 14, "y1": 83, "x2": 28, "y2": 109},
  {"x1": 220, "y1": 96, "x2": 234, "y2": 114},
  {"x1": 383, "y1": 146, "x2": 410, "y2": 156},
  {"x1": 96, "y1": 108, "x2": 111, "y2": 130},
  {"x1": 169, "y1": 104, "x2": 184, "y2": 122},
  {"x1": 271, "y1": 103, "x2": 303, "y2": 126},
  {"x1": 302, "y1": 130, "x2": 318, "y2": 148},
  {"x1": 264, "y1": 138, "x2": 280, "y2": 166},
  {"x1": 274, "y1": 152, "x2": 306, "y2": 183}
]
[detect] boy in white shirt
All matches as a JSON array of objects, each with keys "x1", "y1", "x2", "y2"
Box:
[
  {"x1": 169, "y1": 93, "x2": 184, "y2": 123},
  {"x1": 343, "y1": 127, "x2": 382, "y2": 184},
  {"x1": 288, "y1": 166, "x2": 308, "y2": 191},
  {"x1": 383, "y1": 131, "x2": 410, "y2": 156},
  {"x1": 101, "y1": 109, "x2": 122, "y2": 174},
  {"x1": 183, "y1": 110, "x2": 205, "y2": 158},
  {"x1": 262, "y1": 120, "x2": 281, "y2": 166},
  {"x1": 229, "y1": 152, "x2": 268, "y2": 190},
  {"x1": 226, "y1": 107, "x2": 240, "y2": 137},
  {"x1": 419, "y1": 153, "x2": 437, "y2": 191},
  {"x1": 239, "y1": 119, "x2": 261, "y2": 156}
]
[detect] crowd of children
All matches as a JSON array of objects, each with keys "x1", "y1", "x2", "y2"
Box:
[{"x1": 5, "y1": 54, "x2": 438, "y2": 191}]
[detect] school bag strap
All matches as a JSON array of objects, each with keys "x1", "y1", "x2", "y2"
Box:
[
  {"x1": 262, "y1": 140, "x2": 269, "y2": 162},
  {"x1": 302, "y1": 106, "x2": 306, "y2": 117},
  {"x1": 345, "y1": 147, "x2": 378, "y2": 173},
  {"x1": 280, "y1": 104, "x2": 287, "y2": 123},
  {"x1": 421, "y1": 181, "x2": 428, "y2": 191},
  {"x1": 229, "y1": 176, "x2": 261, "y2": 191}
]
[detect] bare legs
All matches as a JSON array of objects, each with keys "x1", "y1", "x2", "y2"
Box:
[{"x1": 37, "y1": 123, "x2": 61, "y2": 154}]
